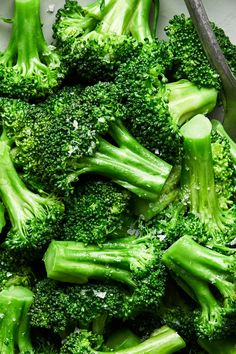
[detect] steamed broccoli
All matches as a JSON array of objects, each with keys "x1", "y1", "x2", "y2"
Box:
[
  {"x1": 0, "y1": 0, "x2": 66, "y2": 101},
  {"x1": 0, "y1": 127, "x2": 64, "y2": 252},
  {"x1": 63, "y1": 179, "x2": 131, "y2": 244},
  {"x1": 44, "y1": 235, "x2": 166, "y2": 316},
  {"x1": 180, "y1": 114, "x2": 236, "y2": 249},
  {"x1": 30, "y1": 279, "x2": 126, "y2": 335},
  {"x1": 162, "y1": 236, "x2": 236, "y2": 340},
  {"x1": 116, "y1": 43, "x2": 218, "y2": 163},
  {"x1": 60, "y1": 326, "x2": 186, "y2": 354},
  {"x1": 165, "y1": 14, "x2": 236, "y2": 90},
  {"x1": 53, "y1": 0, "x2": 155, "y2": 82},
  {"x1": 3, "y1": 83, "x2": 173, "y2": 201}
]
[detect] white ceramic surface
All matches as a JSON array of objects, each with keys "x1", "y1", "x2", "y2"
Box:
[{"x1": 0, "y1": 0, "x2": 235, "y2": 51}]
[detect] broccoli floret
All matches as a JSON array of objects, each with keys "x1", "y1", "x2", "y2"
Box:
[
  {"x1": 0, "y1": 127, "x2": 64, "y2": 252},
  {"x1": 0, "y1": 0, "x2": 66, "y2": 101},
  {"x1": 162, "y1": 236, "x2": 236, "y2": 340},
  {"x1": 199, "y1": 337, "x2": 236, "y2": 354},
  {"x1": 5, "y1": 83, "x2": 173, "y2": 202},
  {"x1": 180, "y1": 114, "x2": 236, "y2": 249},
  {"x1": 30, "y1": 279, "x2": 126, "y2": 335},
  {"x1": 54, "y1": 0, "x2": 147, "y2": 83},
  {"x1": 116, "y1": 42, "x2": 218, "y2": 163},
  {"x1": 44, "y1": 235, "x2": 167, "y2": 316},
  {"x1": 165, "y1": 14, "x2": 236, "y2": 90},
  {"x1": 60, "y1": 326, "x2": 186, "y2": 354},
  {"x1": 0, "y1": 286, "x2": 34, "y2": 353},
  {"x1": 63, "y1": 179, "x2": 131, "y2": 244}
]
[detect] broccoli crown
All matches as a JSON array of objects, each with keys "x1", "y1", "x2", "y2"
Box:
[
  {"x1": 43, "y1": 236, "x2": 167, "y2": 317},
  {"x1": 0, "y1": 127, "x2": 65, "y2": 252},
  {"x1": 54, "y1": 0, "x2": 142, "y2": 83},
  {"x1": 30, "y1": 279, "x2": 126, "y2": 334},
  {"x1": 0, "y1": 249, "x2": 33, "y2": 291},
  {"x1": 60, "y1": 329, "x2": 104, "y2": 354},
  {"x1": 162, "y1": 236, "x2": 236, "y2": 340},
  {"x1": 165, "y1": 14, "x2": 236, "y2": 90},
  {"x1": 0, "y1": 285, "x2": 34, "y2": 353},
  {"x1": 63, "y1": 179, "x2": 131, "y2": 244},
  {"x1": 115, "y1": 42, "x2": 217, "y2": 163},
  {"x1": 180, "y1": 115, "x2": 236, "y2": 249},
  {"x1": 0, "y1": 0, "x2": 66, "y2": 101}
]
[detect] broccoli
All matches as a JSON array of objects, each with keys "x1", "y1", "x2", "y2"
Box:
[
  {"x1": 0, "y1": 0, "x2": 66, "y2": 101},
  {"x1": 44, "y1": 235, "x2": 166, "y2": 316},
  {"x1": 199, "y1": 337, "x2": 236, "y2": 354},
  {"x1": 105, "y1": 328, "x2": 141, "y2": 350},
  {"x1": 30, "y1": 279, "x2": 126, "y2": 335},
  {"x1": 0, "y1": 127, "x2": 65, "y2": 252},
  {"x1": 53, "y1": 0, "x2": 155, "y2": 83},
  {"x1": 116, "y1": 42, "x2": 218, "y2": 163},
  {"x1": 0, "y1": 286, "x2": 34, "y2": 353},
  {"x1": 162, "y1": 235, "x2": 236, "y2": 340},
  {"x1": 63, "y1": 179, "x2": 132, "y2": 244},
  {"x1": 165, "y1": 14, "x2": 236, "y2": 90},
  {"x1": 3, "y1": 83, "x2": 174, "y2": 202},
  {"x1": 180, "y1": 114, "x2": 236, "y2": 248},
  {"x1": 60, "y1": 326, "x2": 186, "y2": 354},
  {"x1": 32, "y1": 329, "x2": 60, "y2": 354}
]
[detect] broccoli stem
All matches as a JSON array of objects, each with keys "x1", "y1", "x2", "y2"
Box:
[
  {"x1": 184, "y1": 0, "x2": 236, "y2": 141},
  {"x1": 0, "y1": 202, "x2": 6, "y2": 233},
  {"x1": 1, "y1": 0, "x2": 50, "y2": 71},
  {"x1": 100, "y1": 326, "x2": 185, "y2": 354},
  {"x1": 44, "y1": 238, "x2": 155, "y2": 287},
  {"x1": 73, "y1": 120, "x2": 172, "y2": 201},
  {"x1": 0, "y1": 286, "x2": 33, "y2": 354},
  {"x1": 0, "y1": 132, "x2": 49, "y2": 244},
  {"x1": 98, "y1": 0, "x2": 138, "y2": 35},
  {"x1": 129, "y1": 0, "x2": 153, "y2": 41},
  {"x1": 106, "y1": 328, "x2": 141, "y2": 350},
  {"x1": 167, "y1": 80, "x2": 218, "y2": 126},
  {"x1": 180, "y1": 115, "x2": 227, "y2": 236}
]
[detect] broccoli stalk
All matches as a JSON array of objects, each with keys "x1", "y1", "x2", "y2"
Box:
[
  {"x1": 0, "y1": 286, "x2": 34, "y2": 353},
  {"x1": 180, "y1": 114, "x2": 236, "y2": 247},
  {"x1": 106, "y1": 328, "x2": 141, "y2": 350},
  {"x1": 0, "y1": 128, "x2": 64, "y2": 251},
  {"x1": 60, "y1": 326, "x2": 186, "y2": 354},
  {"x1": 162, "y1": 236, "x2": 236, "y2": 339},
  {"x1": 129, "y1": 0, "x2": 154, "y2": 42},
  {"x1": 70, "y1": 119, "x2": 172, "y2": 201},
  {"x1": 183, "y1": 0, "x2": 236, "y2": 140},
  {"x1": 0, "y1": 0, "x2": 65, "y2": 100}
]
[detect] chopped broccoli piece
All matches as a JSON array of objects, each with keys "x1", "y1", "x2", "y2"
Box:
[
  {"x1": 162, "y1": 236, "x2": 236, "y2": 340},
  {"x1": 54, "y1": 0, "x2": 146, "y2": 82},
  {"x1": 60, "y1": 326, "x2": 186, "y2": 353},
  {"x1": 180, "y1": 114, "x2": 236, "y2": 248},
  {"x1": 44, "y1": 236, "x2": 166, "y2": 316},
  {"x1": 63, "y1": 179, "x2": 131, "y2": 244},
  {"x1": 0, "y1": 127, "x2": 64, "y2": 252},
  {"x1": 0, "y1": 0, "x2": 66, "y2": 101}
]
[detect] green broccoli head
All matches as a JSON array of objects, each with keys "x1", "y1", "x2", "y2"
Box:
[
  {"x1": 165, "y1": 14, "x2": 236, "y2": 90},
  {"x1": 63, "y1": 179, "x2": 131, "y2": 244},
  {"x1": 115, "y1": 41, "x2": 217, "y2": 163},
  {"x1": 30, "y1": 279, "x2": 126, "y2": 335},
  {"x1": 54, "y1": 0, "x2": 142, "y2": 83},
  {"x1": 0, "y1": 0, "x2": 66, "y2": 101},
  {"x1": 162, "y1": 236, "x2": 236, "y2": 340},
  {"x1": 0, "y1": 128, "x2": 65, "y2": 252}
]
